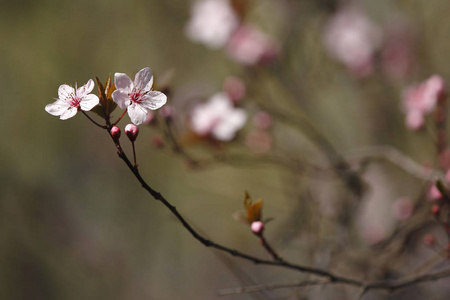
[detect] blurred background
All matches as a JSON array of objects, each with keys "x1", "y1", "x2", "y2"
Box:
[{"x1": 2, "y1": 0, "x2": 450, "y2": 299}]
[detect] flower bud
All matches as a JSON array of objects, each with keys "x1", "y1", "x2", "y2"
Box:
[
  {"x1": 424, "y1": 234, "x2": 436, "y2": 246},
  {"x1": 251, "y1": 221, "x2": 264, "y2": 236},
  {"x1": 431, "y1": 204, "x2": 441, "y2": 217},
  {"x1": 110, "y1": 126, "x2": 121, "y2": 141},
  {"x1": 125, "y1": 124, "x2": 139, "y2": 142}
]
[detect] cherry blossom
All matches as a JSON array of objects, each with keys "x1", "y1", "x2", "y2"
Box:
[
  {"x1": 226, "y1": 25, "x2": 279, "y2": 66},
  {"x1": 323, "y1": 6, "x2": 381, "y2": 76},
  {"x1": 45, "y1": 79, "x2": 99, "y2": 120},
  {"x1": 185, "y1": 0, "x2": 239, "y2": 49},
  {"x1": 190, "y1": 92, "x2": 247, "y2": 141},
  {"x1": 112, "y1": 67, "x2": 167, "y2": 126},
  {"x1": 402, "y1": 75, "x2": 445, "y2": 130}
]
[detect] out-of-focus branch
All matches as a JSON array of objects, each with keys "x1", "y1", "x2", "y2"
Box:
[
  {"x1": 344, "y1": 145, "x2": 445, "y2": 181},
  {"x1": 219, "y1": 267, "x2": 450, "y2": 297},
  {"x1": 218, "y1": 279, "x2": 327, "y2": 296}
]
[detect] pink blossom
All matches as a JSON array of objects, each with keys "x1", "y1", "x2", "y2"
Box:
[
  {"x1": 381, "y1": 21, "x2": 415, "y2": 81},
  {"x1": 190, "y1": 93, "x2": 247, "y2": 141},
  {"x1": 112, "y1": 67, "x2": 167, "y2": 126},
  {"x1": 226, "y1": 25, "x2": 279, "y2": 66},
  {"x1": 45, "y1": 79, "x2": 99, "y2": 120},
  {"x1": 392, "y1": 197, "x2": 413, "y2": 221},
  {"x1": 402, "y1": 75, "x2": 445, "y2": 130},
  {"x1": 428, "y1": 184, "x2": 442, "y2": 201},
  {"x1": 362, "y1": 223, "x2": 386, "y2": 245},
  {"x1": 323, "y1": 7, "x2": 381, "y2": 76},
  {"x1": 223, "y1": 76, "x2": 246, "y2": 103},
  {"x1": 185, "y1": 0, "x2": 239, "y2": 49},
  {"x1": 253, "y1": 111, "x2": 272, "y2": 130}
]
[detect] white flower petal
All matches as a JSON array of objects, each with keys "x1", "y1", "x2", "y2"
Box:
[
  {"x1": 227, "y1": 109, "x2": 247, "y2": 127},
  {"x1": 80, "y1": 94, "x2": 100, "y2": 111},
  {"x1": 77, "y1": 79, "x2": 95, "y2": 97},
  {"x1": 59, "y1": 107, "x2": 78, "y2": 120},
  {"x1": 212, "y1": 109, "x2": 247, "y2": 141},
  {"x1": 58, "y1": 84, "x2": 75, "y2": 101},
  {"x1": 145, "y1": 76, "x2": 154, "y2": 92},
  {"x1": 128, "y1": 103, "x2": 148, "y2": 125},
  {"x1": 45, "y1": 100, "x2": 70, "y2": 116},
  {"x1": 140, "y1": 91, "x2": 167, "y2": 110},
  {"x1": 213, "y1": 122, "x2": 235, "y2": 141},
  {"x1": 114, "y1": 73, "x2": 133, "y2": 92},
  {"x1": 112, "y1": 90, "x2": 130, "y2": 109},
  {"x1": 134, "y1": 67, "x2": 153, "y2": 91}
]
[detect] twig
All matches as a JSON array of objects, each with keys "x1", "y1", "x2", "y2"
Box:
[
  {"x1": 105, "y1": 127, "x2": 450, "y2": 297},
  {"x1": 259, "y1": 235, "x2": 284, "y2": 262},
  {"x1": 106, "y1": 126, "x2": 361, "y2": 284},
  {"x1": 218, "y1": 279, "x2": 327, "y2": 296},
  {"x1": 344, "y1": 145, "x2": 444, "y2": 181},
  {"x1": 81, "y1": 110, "x2": 107, "y2": 129}
]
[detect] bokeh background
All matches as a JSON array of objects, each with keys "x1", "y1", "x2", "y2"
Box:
[{"x1": 2, "y1": 0, "x2": 450, "y2": 299}]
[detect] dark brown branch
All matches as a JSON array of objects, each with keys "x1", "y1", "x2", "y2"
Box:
[
  {"x1": 105, "y1": 127, "x2": 450, "y2": 297},
  {"x1": 106, "y1": 126, "x2": 361, "y2": 285}
]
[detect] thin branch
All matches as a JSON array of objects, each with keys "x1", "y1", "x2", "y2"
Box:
[
  {"x1": 344, "y1": 145, "x2": 445, "y2": 181},
  {"x1": 259, "y1": 235, "x2": 284, "y2": 262},
  {"x1": 81, "y1": 110, "x2": 107, "y2": 129},
  {"x1": 105, "y1": 128, "x2": 450, "y2": 297},
  {"x1": 106, "y1": 126, "x2": 361, "y2": 285},
  {"x1": 218, "y1": 279, "x2": 327, "y2": 296}
]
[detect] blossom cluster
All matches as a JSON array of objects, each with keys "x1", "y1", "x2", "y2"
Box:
[
  {"x1": 45, "y1": 67, "x2": 167, "y2": 126},
  {"x1": 185, "y1": 0, "x2": 278, "y2": 66}
]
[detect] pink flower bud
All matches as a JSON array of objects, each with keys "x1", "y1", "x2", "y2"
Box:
[
  {"x1": 253, "y1": 111, "x2": 272, "y2": 130},
  {"x1": 223, "y1": 76, "x2": 246, "y2": 104},
  {"x1": 424, "y1": 234, "x2": 436, "y2": 246},
  {"x1": 392, "y1": 197, "x2": 413, "y2": 221},
  {"x1": 125, "y1": 124, "x2": 139, "y2": 142},
  {"x1": 428, "y1": 184, "x2": 442, "y2": 201},
  {"x1": 431, "y1": 204, "x2": 440, "y2": 217},
  {"x1": 110, "y1": 126, "x2": 121, "y2": 141},
  {"x1": 251, "y1": 221, "x2": 264, "y2": 235}
]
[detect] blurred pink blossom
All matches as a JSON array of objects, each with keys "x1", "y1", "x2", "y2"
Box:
[
  {"x1": 438, "y1": 148, "x2": 450, "y2": 171},
  {"x1": 362, "y1": 223, "x2": 386, "y2": 245},
  {"x1": 402, "y1": 75, "x2": 445, "y2": 130},
  {"x1": 190, "y1": 93, "x2": 247, "y2": 141},
  {"x1": 185, "y1": 0, "x2": 239, "y2": 49},
  {"x1": 223, "y1": 76, "x2": 246, "y2": 103},
  {"x1": 226, "y1": 25, "x2": 279, "y2": 66},
  {"x1": 323, "y1": 7, "x2": 382, "y2": 77},
  {"x1": 392, "y1": 197, "x2": 413, "y2": 220},
  {"x1": 253, "y1": 111, "x2": 273, "y2": 130},
  {"x1": 381, "y1": 21, "x2": 415, "y2": 81},
  {"x1": 428, "y1": 184, "x2": 442, "y2": 201}
]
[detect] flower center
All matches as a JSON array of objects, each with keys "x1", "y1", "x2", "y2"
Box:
[
  {"x1": 70, "y1": 96, "x2": 81, "y2": 108},
  {"x1": 130, "y1": 91, "x2": 143, "y2": 103}
]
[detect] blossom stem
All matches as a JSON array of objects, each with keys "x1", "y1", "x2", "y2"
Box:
[
  {"x1": 259, "y1": 235, "x2": 283, "y2": 262},
  {"x1": 131, "y1": 141, "x2": 137, "y2": 167},
  {"x1": 81, "y1": 110, "x2": 107, "y2": 129},
  {"x1": 113, "y1": 109, "x2": 128, "y2": 126}
]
